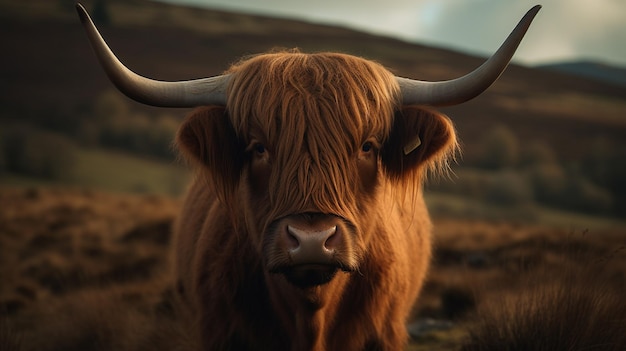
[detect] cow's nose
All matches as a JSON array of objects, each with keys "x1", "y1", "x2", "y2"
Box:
[{"x1": 285, "y1": 225, "x2": 339, "y2": 264}]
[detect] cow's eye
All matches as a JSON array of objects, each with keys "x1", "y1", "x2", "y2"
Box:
[
  {"x1": 254, "y1": 143, "x2": 266, "y2": 154},
  {"x1": 361, "y1": 142, "x2": 373, "y2": 153}
]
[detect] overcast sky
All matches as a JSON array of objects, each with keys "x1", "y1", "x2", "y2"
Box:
[{"x1": 157, "y1": 0, "x2": 626, "y2": 67}]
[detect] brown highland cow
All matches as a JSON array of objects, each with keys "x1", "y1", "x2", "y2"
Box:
[{"x1": 76, "y1": 4, "x2": 541, "y2": 350}]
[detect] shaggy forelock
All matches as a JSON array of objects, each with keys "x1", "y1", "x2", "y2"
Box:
[
  {"x1": 225, "y1": 50, "x2": 400, "y2": 220},
  {"x1": 226, "y1": 50, "x2": 399, "y2": 142}
]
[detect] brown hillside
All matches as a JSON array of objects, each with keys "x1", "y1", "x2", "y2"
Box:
[{"x1": 1, "y1": 0, "x2": 625, "y2": 162}]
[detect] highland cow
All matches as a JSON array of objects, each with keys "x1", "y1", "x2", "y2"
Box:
[{"x1": 77, "y1": 4, "x2": 540, "y2": 350}]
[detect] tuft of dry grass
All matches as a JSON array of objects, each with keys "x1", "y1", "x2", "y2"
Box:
[{"x1": 461, "y1": 264, "x2": 626, "y2": 351}]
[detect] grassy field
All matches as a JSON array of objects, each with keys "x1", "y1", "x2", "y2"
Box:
[
  {"x1": 425, "y1": 192, "x2": 625, "y2": 231},
  {"x1": 70, "y1": 148, "x2": 189, "y2": 195},
  {"x1": 1, "y1": 148, "x2": 189, "y2": 196}
]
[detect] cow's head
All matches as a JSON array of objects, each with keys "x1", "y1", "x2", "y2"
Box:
[
  {"x1": 76, "y1": 4, "x2": 540, "y2": 288},
  {"x1": 175, "y1": 52, "x2": 459, "y2": 288}
]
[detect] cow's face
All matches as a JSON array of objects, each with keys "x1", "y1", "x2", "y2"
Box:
[{"x1": 176, "y1": 52, "x2": 456, "y2": 289}]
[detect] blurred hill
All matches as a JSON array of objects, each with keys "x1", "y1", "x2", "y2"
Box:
[
  {"x1": 1, "y1": 0, "x2": 625, "y2": 219},
  {"x1": 538, "y1": 61, "x2": 626, "y2": 88}
]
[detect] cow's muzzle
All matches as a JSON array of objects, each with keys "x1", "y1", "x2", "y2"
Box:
[
  {"x1": 265, "y1": 213, "x2": 356, "y2": 288},
  {"x1": 285, "y1": 225, "x2": 339, "y2": 265}
]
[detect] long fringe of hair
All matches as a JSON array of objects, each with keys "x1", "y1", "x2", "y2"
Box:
[{"x1": 225, "y1": 50, "x2": 402, "y2": 222}]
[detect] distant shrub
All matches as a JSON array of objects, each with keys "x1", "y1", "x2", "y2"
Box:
[
  {"x1": 527, "y1": 163, "x2": 567, "y2": 203},
  {"x1": 94, "y1": 90, "x2": 130, "y2": 122},
  {"x1": 77, "y1": 121, "x2": 101, "y2": 147},
  {"x1": 525, "y1": 161, "x2": 613, "y2": 214},
  {"x1": 431, "y1": 132, "x2": 621, "y2": 217},
  {"x1": 430, "y1": 169, "x2": 533, "y2": 207},
  {"x1": 2, "y1": 126, "x2": 76, "y2": 180},
  {"x1": 143, "y1": 114, "x2": 179, "y2": 158},
  {"x1": 478, "y1": 125, "x2": 520, "y2": 170},
  {"x1": 103, "y1": 113, "x2": 153, "y2": 152},
  {"x1": 90, "y1": 91, "x2": 178, "y2": 159},
  {"x1": 606, "y1": 157, "x2": 626, "y2": 216},
  {"x1": 428, "y1": 169, "x2": 489, "y2": 199},
  {"x1": 519, "y1": 141, "x2": 557, "y2": 168},
  {"x1": 484, "y1": 171, "x2": 533, "y2": 206},
  {"x1": 559, "y1": 176, "x2": 613, "y2": 214},
  {"x1": 580, "y1": 138, "x2": 612, "y2": 184},
  {"x1": 0, "y1": 133, "x2": 6, "y2": 173},
  {"x1": 579, "y1": 138, "x2": 626, "y2": 216}
]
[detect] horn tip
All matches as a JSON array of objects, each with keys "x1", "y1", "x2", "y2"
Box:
[
  {"x1": 75, "y1": 3, "x2": 89, "y2": 23},
  {"x1": 528, "y1": 5, "x2": 542, "y2": 17},
  {"x1": 519, "y1": 5, "x2": 541, "y2": 33}
]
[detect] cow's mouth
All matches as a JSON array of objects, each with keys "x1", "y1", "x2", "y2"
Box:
[
  {"x1": 280, "y1": 264, "x2": 340, "y2": 288},
  {"x1": 264, "y1": 213, "x2": 359, "y2": 288}
]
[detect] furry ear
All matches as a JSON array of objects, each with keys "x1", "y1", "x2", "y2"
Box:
[
  {"x1": 175, "y1": 106, "x2": 243, "y2": 199},
  {"x1": 381, "y1": 106, "x2": 457, "y2": 181}
]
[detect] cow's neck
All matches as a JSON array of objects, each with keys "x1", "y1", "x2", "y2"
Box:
[{"x1": 266, "y1": 272, "x2": 350, "y2": 351}]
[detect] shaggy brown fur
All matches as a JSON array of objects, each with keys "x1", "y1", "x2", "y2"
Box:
[{"x1": 174, "y1": 50, "x2": 457, "y2": 351}]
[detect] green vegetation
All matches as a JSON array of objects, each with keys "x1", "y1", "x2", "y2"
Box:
[
  {"x1": 1, "y1": 89, "x2": 187, "y2": 196},
  {"x1": 1, "y1": 140, "x2": 189, "y2": 196},
  {"x1": 429, "y1": 124, "x2": 625, "y2": 219},
  {"x1": 477, "y1": 125, "x2": 520, "y2": 170},
  {"x1": 88, "y1": 91, "x2": 180, "y2": 159},
  {"x1": 425, "y1": 193, "x2": 624, "y2": 230},
  {"x1": 1, "y1": 126, "x2": 77, "y2": 180},
  {"x1": 69, "y1": 148, "x2": 189, "y2": 195}
]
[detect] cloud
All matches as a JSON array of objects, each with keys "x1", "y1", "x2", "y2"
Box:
[{"x1": 404, "y1": 0, "x2": 626, "y2": 65}]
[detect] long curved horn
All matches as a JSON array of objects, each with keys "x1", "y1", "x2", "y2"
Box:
[
  {"x1": 76, "y1": 3, "x2": 229, "y2": 107},
  {"x1": 397, "y1": 5, "x2": 541, "y2": 106}
]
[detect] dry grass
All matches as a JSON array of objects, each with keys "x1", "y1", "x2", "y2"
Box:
[
  {"x1": 415, "y1": 220, "x2": 625, "y2": 350},
  {"x1": 1, "y1": 187, "x2": 624, "y2": 350},
  {"x1": 0, "y1": 187, "x2": 183, "y2": 351},
  {"x1": 419, "y1": 219, "x2": 625, "y2": 314},
  {"x1": 461, "y1": 272, "x2": 626, "y2": 351}
]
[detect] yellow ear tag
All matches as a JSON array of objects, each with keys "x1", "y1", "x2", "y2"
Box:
[{"x1": 403, "y1": 136, "x2": 422, "y2": 155}]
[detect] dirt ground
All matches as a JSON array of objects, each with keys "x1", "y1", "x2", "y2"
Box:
[{"x1": 1, "y1": 187, "x2": 624, "y2": 350}]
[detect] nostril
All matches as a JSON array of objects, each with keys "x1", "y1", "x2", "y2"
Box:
[
  {"x1": 285, "y1": 229, "x2": 300, "y2": 250},
  {"x1": 323, "y1": 229, "x2": 339, "y2": 251}
]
